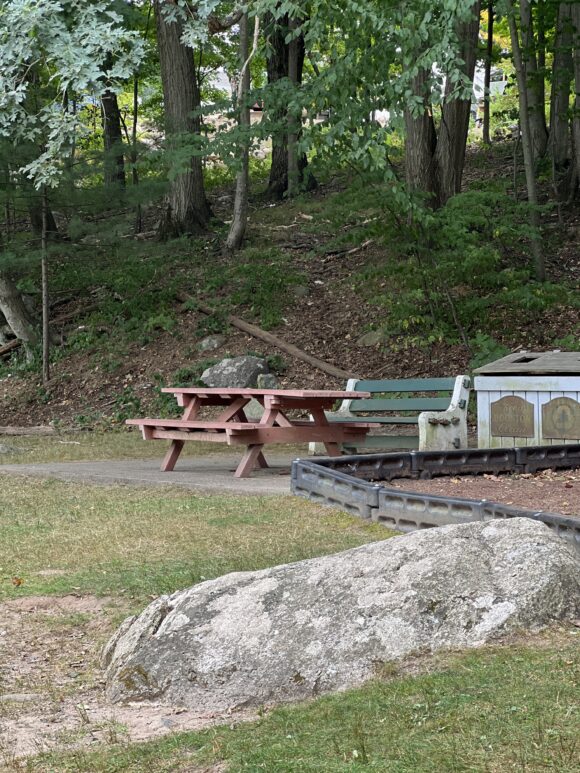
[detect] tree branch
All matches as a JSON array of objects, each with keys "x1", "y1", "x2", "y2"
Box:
[{"x1": 208, "y1": 8, "x2": 243, "y2": 34}]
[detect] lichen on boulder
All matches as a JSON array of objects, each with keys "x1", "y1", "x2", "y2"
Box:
[{"x1": 103, "y1": 519, "x2": 580, "y2": 711}]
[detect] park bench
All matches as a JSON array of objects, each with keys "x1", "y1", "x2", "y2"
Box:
[{"x1": 310, "y1": 375, "x2": 471, "y2": 453}]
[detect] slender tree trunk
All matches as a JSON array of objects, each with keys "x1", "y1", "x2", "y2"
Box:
[
  {"x1": 0, "y1": 271, "x2": 38, "y2": 357},
  {"x1": 435, "y1": 0, "x2": 481, "y2": 205},
  {"x1": 27, "y1": 190, "x2": 58, "y2": 240},
  {"x1": 483, "y1": 1, "x2": 494, "y2": 145},
  {"x1": 225, "y1": 13, "x2": 251, "y2": 252},
  {"x1": 265, "y1": 12, "x2": 289, "y2": 199},
  {"x1": 101, "y1": 89, "x2": 126, "y2": 187},
  {"x1": 507, "y1": 2, "x2": 545, "y2": 282},
  {"x1": 41, "y1": 187, "x2": 50, "y2": 383},
  {"x1": 548, "y1": 3, "x2": 574, "y2": 198},
  {"x1": 519, "y1": 0, "x2": 548, "y2": 163},
  {"x1": 571, "y1": 4, "x2": 580, "y2": 196},
  {"x1": 131, "y1": 75, "x2": 143, "y2": 232},
  {"x1": 287, "y1": 18, "x2": 299, "y2": 198},
  {"x1": 155, "y1": 0, "x2": 211, "y2": 238}
]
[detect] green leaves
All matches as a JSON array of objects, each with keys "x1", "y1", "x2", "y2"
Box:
[{"x1": 0, "y1": 0, "x2": 145, "y2": 187}]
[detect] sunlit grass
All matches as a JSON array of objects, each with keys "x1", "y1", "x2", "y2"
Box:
[{"x1": 0, "y1": 474, "x2": 389, "y2": 602}]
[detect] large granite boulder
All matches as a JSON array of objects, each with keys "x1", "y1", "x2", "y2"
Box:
[
  {"x1": 201, "y1": 356, "x2": 269, "y2": 388},
  {"x1": 103, "y1": 519, "x2": 580, "y2": 711}
]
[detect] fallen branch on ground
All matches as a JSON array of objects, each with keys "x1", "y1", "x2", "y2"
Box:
[
  {"x1": 0, "y1": 302, "x2": 99, "y2": 359},
  {"x1": 176, "y1": 292, "x2": 355, "y2": 381},
  {"x1": 323, "y1": 238, "x2": 374, "y2": 261}
]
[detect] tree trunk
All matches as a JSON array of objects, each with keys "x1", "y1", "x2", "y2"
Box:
[
  {"x1": 41, "y1": 187, "x2": 50, "y2": 383},
  {"x1": 264, "y1": 13, "x2": 315, "y2": 199},
  {"x1": 519, "y1": 0, "x2": 548, "y2": 163},
  {"x1": 435, "y1": 0, "x2": 481, "y2": 205},
  {"x1": 101, "y1": 89, "x2": 126, "y2": 187},
  {"x1": 155, "y1": 0, "x2": 211, "y2": 238},
  {"x1": 225, "y1": 13, "x2": 251, "y2": 252},
  {"x1": 0, "y1": 271, "x2": 39, "y2": 357},
  {"x1": 572, "y1": 4, "x2": 580, "y2": 196},
  {"x1": 507, "y1": 1, "x2": 545, "y2": 282},
  {"x1": 27, "y1": 188, "x2": 58, "y2": 239},
  {"x1": 483, "y1": 1, "x2": 494, "y2": 145},
  {"x1": 287, "y1": 18, "x2": 300, "y2": 198},
  {"x1": 404, "y1": 71, "x2": 439, "y2": 205},
  {"x1": 405, "y1": 1, "x2": 480, "y2": 208},
  {"x1": 548, "y1": 3, "x2": 574, "y2": 197},
  {"x1": 265, "y1": 12, "x2": 289, "y2": 199}
]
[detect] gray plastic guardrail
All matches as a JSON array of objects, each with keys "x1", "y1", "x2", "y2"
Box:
[{"x1": 291, "y1": 443, "x2": 580, "y2": 553}]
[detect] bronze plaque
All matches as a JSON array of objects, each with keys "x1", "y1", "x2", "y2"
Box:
[
  {"x1": 490, "y1": 395, "x2": 535, "y2": 437},
  {"x1": 542, "y1": 397, "x2": 580, "y2": 439}
]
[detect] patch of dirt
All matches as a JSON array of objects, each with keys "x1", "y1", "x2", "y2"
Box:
[
  {"x1": 1, "y1": 592, "x2": 577, "y2": 765},
  {"x1": 0, "y1": 594, "x2": 257, "y2": 762},
  {"x1": 390, "y1": 467, "x2": 580, "y2": 518}
]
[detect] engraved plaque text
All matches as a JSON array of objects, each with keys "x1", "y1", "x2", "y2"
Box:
[
  {"x1": 542, "y1": 397, "x2": 580, "y2": 439},
  {"x1": 490, "y1": 395, "x2": 535, "y2": 437}
]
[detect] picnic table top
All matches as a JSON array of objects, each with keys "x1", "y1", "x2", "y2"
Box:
[{"x1": 161, "y1": 387, "x2": 371, "y2": 399}]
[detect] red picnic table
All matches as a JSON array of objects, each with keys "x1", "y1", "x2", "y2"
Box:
[{"x1": 126, "y1": 387, "x2": 372, "y2": 478}]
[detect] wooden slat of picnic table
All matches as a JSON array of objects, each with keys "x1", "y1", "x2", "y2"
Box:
[
  {"x1": 136, "y1": 426, "x2": 369, "y2": 445},
  {"x1": 161, "y1": 388, "x2": 370, "y2": 399},
  {"x1": 126, "y1": 419, "x2": 257, "y2": 430}
]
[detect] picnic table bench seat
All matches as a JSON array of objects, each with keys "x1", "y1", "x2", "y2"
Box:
[{"x1": 310, "y1": 375, "x2": 471, "y2": 453}]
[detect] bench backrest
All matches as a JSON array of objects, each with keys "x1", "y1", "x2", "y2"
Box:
[{"x1": 341, "y1": 377, "x2": 462, "y2": 415}]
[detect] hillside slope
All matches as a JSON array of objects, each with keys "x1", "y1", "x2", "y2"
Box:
[{"x1": 1, "y1": 145, "x2": 579, "y2": 427}]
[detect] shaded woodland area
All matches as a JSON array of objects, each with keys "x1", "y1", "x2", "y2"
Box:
[{"x1": 0, "y1": 0, "x2": 578, "y2": 422}]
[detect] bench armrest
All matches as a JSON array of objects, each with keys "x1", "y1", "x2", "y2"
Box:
[
  {"x1": 334, "y1": 377, "x2": 361, "y2": 416},
  {"x1": 418, "y1": 375, "x2": 471, "y2": 451}
]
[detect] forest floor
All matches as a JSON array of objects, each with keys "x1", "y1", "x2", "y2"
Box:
[{"x1": 0, "y1": 142, "x2": 579, "y2": 428}]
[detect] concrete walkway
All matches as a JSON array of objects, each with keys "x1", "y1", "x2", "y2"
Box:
[{"x1": 0, "y1": 454, "x2": 299, "y2": 496}]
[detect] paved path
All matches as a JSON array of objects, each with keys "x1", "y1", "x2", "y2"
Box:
[{"x1": 0, "y1": 454, "x2": 299, "y2": 496}]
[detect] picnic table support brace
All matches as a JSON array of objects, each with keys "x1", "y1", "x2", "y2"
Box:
[
  {"x1": 235, "y1": 444, "x2": 269, "y2": 477},
  {"x1": 162, "y1": 440, "x2": 184, "y2": 472}
]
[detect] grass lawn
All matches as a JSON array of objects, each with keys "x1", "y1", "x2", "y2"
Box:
[
  {"x1": 1, "y1": 446, "x2": 578, "y2": 772},
  {"x1": 0, "y1": 430, "x2": 236, "y2": 465},
  {"x1": 0, "y1": 474, "x2": 387, "y2": 602},
  {"x1": 25, "y1": 634, "x2": 580, "y2": 772}
]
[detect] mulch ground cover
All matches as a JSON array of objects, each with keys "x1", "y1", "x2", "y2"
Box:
[{"x1": 390, "y1": 467, "x2": 580, "y2": 518}]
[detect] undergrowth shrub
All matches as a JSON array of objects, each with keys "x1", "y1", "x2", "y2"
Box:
[{"x1": 357, "y1": 188, "x2": 576, "y2": 349}]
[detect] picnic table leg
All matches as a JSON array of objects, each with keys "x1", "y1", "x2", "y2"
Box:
[
  {"x1": 235, "y1": 444, "x2": 267, "y2": 478},
  {"x1": 309, "y1": 407, "x2": 343, "y2": 457},
  {"x1": 162, "y1": 396, "x2": 200, "y2": 472},
  {"x1": 234, "y1": 404, "x2": 268, "y2": 469},
  {"x1": 162, "y1": 439, "x2": 184, "y2": 471}
]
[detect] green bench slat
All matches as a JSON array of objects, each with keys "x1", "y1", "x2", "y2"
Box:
[
  {"x1": 349, "y1": 397, "x2": 451, "y2": 412},
  {"x1": 343, "y1": 435, "x2": 419, "y2": 450},
  {"x1": 353, "y1": 378, "x2": 455, "y2": 392},
  {"x1": 330, "y1": 416, "x2": 418, "y2": 425}
]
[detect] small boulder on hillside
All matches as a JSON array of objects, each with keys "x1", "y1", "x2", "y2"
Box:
[
  {"x1": 201, "y1": 356, "x2": 269, "y2": 388},
  {"x1": 357, "y1": 330, "x2": 384, "y2": 347},
  {"x1": 197, "y1": 335, "x2": 226, "y2": 353},
  {"x1": 257, "y1": 373, "x2": 278, "y2": 389},
  {"x1": 103, "y1": 519, "x2": 580, "y2": 712}
]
